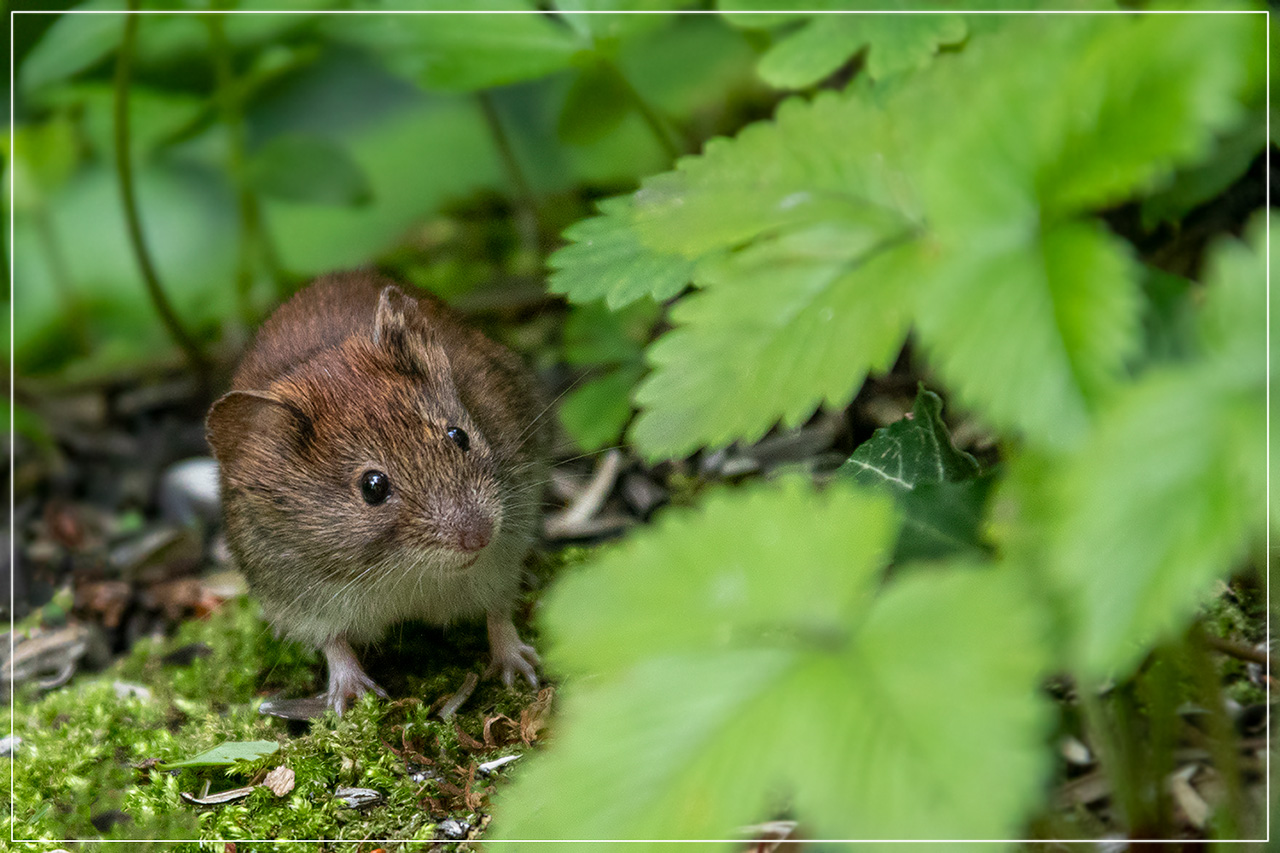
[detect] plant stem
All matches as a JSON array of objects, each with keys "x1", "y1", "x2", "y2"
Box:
[
  {"x1": 477, "y1": 90, "x2": 541, "y2": 257},
  {"x1": 112, "y1": 5, "x2": 210, "y2": 382}
]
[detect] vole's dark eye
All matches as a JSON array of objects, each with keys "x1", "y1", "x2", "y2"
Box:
[
  {"x1": 446, "y1": 427, "x2": 469, "y2": 452},
  {"x1": 360, "y1": 470, "x2": 390, "y2": 505}
]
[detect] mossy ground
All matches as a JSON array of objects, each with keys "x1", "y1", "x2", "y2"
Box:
[{"x1": 5, "y1": 550, "x2": 582, "y2": 851}]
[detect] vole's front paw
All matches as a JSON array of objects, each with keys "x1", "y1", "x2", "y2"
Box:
[{"x1": 485, "y1": 611, "x2": 539, "y2": 688}]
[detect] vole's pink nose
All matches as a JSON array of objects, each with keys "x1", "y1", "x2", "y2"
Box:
[{"x1": 455, "y1": 516, "x2": 493, "y2": 552}]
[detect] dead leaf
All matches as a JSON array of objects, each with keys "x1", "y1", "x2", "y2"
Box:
[
  {"x1": 262, "y1": 765, "x2": 295, "y2": 797},
  {"x1": 520, "y1": 687, "x2": 554, "y2": 744},
  {"x1": 482, "y1": 713, "x2": 518, "y2": 748},
  {"x1": 453, "y1": 721, "x2": 484, "y2": 752}
]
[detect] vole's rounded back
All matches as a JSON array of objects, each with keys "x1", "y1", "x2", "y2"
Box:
[{"x1": 207, "y1": 273, "x2": 548, "y2": 712}]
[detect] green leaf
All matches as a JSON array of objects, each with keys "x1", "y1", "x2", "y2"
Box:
[
  {"x1": 1140, "y1": 113, "x2": 1265, "y2": 231},
  {"x1": 632, "y1": 89, "x2": 919, "y2": 258},
  {"x1": 756, "y1": 12, "x2": 966, "y2": 89},
  {"x1": 330, "y1": 4, "x2": 584, "y2": 92},
  {"x1": 894, "y1": 477, "x2": 995, "y2": 564},
  {"x1": 838, "y1": 386, "x2": 989, "y2": 563},
  {"x1": 1051, "y1": 366, "x2": 1263, "y2": 682},
  {"x1": 1196, "y1": 213, "x2": 1267, "y2": 373},
  {"x1": 1051, "y1": 218, "x2": 1265, "y2": 681},
  {"x1": 546, "y1": 478, "x2": 897, "y2": 674},
  {"x1": 1036, "y1": 14, "x2": 1259, "y2": 215},
  {"x1": 558, "y1": 363, "x2": 645, "y2": 452},
  {"x1": 160, "y1": 740, "x2": 279, "y2": 770},
  {"x1": 548, "y1": 196, "x2": 694, "y2": 308},
  {"x1": 630, "y1": 234, "x2": 922, "y2": 459},
  {"x1": 247, "y1": 134, "x2": 374, "y2": 206},
  {"x1": 494, "y1": 476, "x2": 1049, "y2": 840},
  {"x1": 561, "y1": 297, "x2": 659, "y2": 366},
  {"x1": 914, "y1": 219, "x2": 1141, "y2": 449},
  {"x1": 9, "y1": 117, "x2": 81, "y2": 212},
  {"x1": 18, "y1": 0, "x2": 125, "y2": 96},
  {"x1": 838, "y1": 387, "x2": 979, "y2": 492},
  {"x1": 553, "y1": 0, "x2": 683, "y2": 44}
]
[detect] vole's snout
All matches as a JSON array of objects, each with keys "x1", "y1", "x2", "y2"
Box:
[{"x1": 441, "y1": 511, "x2": 493, "y2": 553}]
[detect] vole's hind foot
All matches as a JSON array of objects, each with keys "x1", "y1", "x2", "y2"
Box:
[
  {"x1": 323, "y1": 636, "x2": 389, "y2": 716},
  {"x1": 486, "y1": 610, "x2": 540, "y2": 688}
]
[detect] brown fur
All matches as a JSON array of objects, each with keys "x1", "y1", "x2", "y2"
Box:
[{"x1": 207, "y1": 271, "x2": 549, "y2": 660}]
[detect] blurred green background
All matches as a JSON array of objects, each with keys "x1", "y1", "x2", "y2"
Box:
[{"x1": 8, "y1": 2, "x2": 767, "y2": 385}]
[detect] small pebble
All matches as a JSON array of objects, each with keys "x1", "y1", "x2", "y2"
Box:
[
  {"x1": 0, "y1": 735, "x2": 22, "y2": 757},
  {"x1": 158, "y1": 458, "x2": 222, "y2": 527},
  {"x1": 438, "y1": 818, "x2": 469, "y2": 840}
]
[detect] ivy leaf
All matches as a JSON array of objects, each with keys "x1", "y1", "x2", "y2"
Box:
[
  {"x1": 1050, "y1": 225, "x2": 1265, "y2": 682},
  {"x1": 330, "y1": 2, "x2": 583, "y2": 92},
  {"x1": 493, "y1": 478, "x2": 1049, "y2": 840},
  {"x1": 630, "y1": 234, "x2": 922, "y2": 459},
  {"x1": 838, "y1": 386, "x2": 990, "y2": 563},
  {"x1": 247, "y1": 134, "x2": 374, "y2": 206},
  {"x1": 755, "y1": 12, "x2": 966, "y2": 89},
  {"x1": 548, "y1": 196, "x2": 694, "y2": 308},
  {"x1": 839, "y1": 387, "x2": 978, "y2": 491},
  {"x1": 160, "y1": 740, "x2": 279, "y2": 770}
]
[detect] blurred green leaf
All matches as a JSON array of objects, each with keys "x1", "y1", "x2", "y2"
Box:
[
  {"x1": 558, "y1": 363, "x2": 644, "y2": 452},
  {"x1": 18, "y1": 0, "x2": 125, "y2": 97},
  {"x1": 546, "y1": 477, "x2": 898, "y2": 676},
  {"x1": 754, "y1": 12, "x2": 966, "y2": 88},
  {"x1": 45, "y1": 83, "x2": 207, "y2": 161},
  {"x1": 548, "y1": 196, "x2": 694, "y2": 308},
  {"x1": 493, "y1": 480, "x2": 1050, "y2": 841},
  {"x1": 554, "y1": 0, "x2": 684, "y2": 44},
  {"x1": 247, "y1": 133, "x2": 374, "y2": 206},
  {"x1": 914, "y1": 219, "x2": 1141, "y2": 449},
  {"x1": 160, "y1": 740, "x2": 279, "y2": 770},
  {"x1": 330, "y1": 4, "x2": 584, "y2": 93},
  {"x1": 561, "y1": 297, "x2": 658, "y2": 365},
  {"x1": 1140, "y1": 113, "x2": 1265, "y2": 231},
  {"x1": 9, "y1": 117, "x2": 82, "y2": 212},
  {"x1": 1050, "y1": 223, "x2": 1265, "y2": 682}
]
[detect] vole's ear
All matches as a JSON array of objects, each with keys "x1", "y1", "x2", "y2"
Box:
[
  {"x1": 207, "y1": 390, "x2": 313, "y2": 466},
  {"x1": 372, "y1": 284, "x2": 453, "y2": 388}
]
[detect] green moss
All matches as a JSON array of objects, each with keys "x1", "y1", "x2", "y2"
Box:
[{"x1": 6, "y1": 594, "x2": 553, "y2": 846}]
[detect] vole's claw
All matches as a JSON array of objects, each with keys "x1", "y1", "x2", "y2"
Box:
[
  {"x1": 323, "y1": 636, "x2": 387, "y2": 715},
  {"x1": 485, "y1": 641, "x2": 539, "y2": 689}
]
